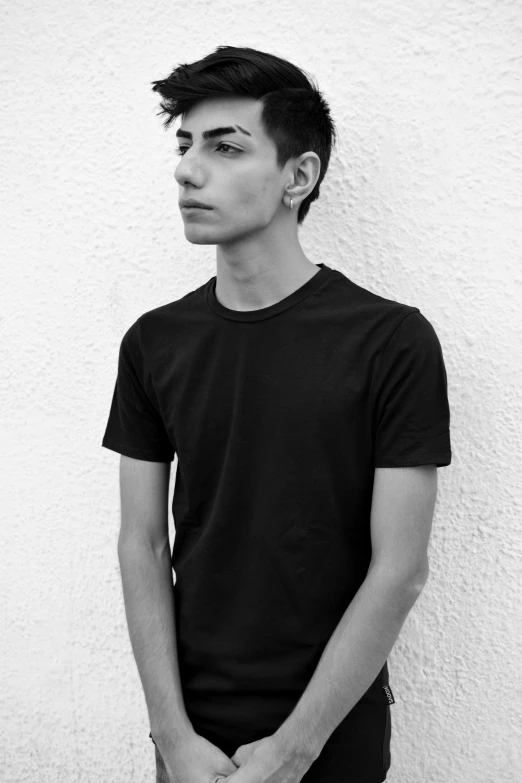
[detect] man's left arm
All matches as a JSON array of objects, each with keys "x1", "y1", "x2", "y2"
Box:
[{"x1": 271, "y1": 464, "x2": 438, "y2": 763}]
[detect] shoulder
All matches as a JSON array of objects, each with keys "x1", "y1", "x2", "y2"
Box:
[
  {"x1": 125, "y1": 278, "x2": 211, "y2": 355},
  {"x1": 381, "y1": 310, "x2": 445, "y2": 363},
  {"x1": 138, "y1": 280, "x2": 207, "y2": 328},
  {"x1": 327, "y1": 267, "x2": 423, "y2": 339}
]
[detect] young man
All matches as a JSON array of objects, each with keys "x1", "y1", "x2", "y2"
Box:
[{"x1": 102, "y1": 46, "x2": 452, "y2": 783}]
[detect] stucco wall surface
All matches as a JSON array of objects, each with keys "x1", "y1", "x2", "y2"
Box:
[{"x1": 2, "y1": 1, "x2": 521, "y2": 782}]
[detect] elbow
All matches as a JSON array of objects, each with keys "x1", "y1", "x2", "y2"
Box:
[
  {"x1": 408, "y1": 563, "x2": 430, "y2": 593},
  {"x1": 369, "y1": 559, "x2": 429, "y2": 593}
]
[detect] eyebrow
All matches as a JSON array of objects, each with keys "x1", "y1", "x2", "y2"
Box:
[{"x1": 175, "y1": 124, "x2": 252, "y2": 141}]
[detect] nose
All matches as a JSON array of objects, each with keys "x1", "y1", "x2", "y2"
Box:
[{"x1": 174, "y1": 150, "x2": 204, "y2": 187}]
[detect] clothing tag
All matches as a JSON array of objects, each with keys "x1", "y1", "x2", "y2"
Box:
[{"x1": 382, "y1": 685, "x2": 395, "y2": 704}]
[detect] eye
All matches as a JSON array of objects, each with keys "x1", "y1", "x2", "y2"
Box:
[{"x1": 175, "y1": 143, "x2": 240, "y2": 157}]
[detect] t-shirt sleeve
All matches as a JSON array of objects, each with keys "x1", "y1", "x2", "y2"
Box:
[
  {"x1": 372, "y1": 310, "x2": 452, "y2": 468},
  {"x1": 101, "y1": 319, "x2": 175, "y2": 462}
]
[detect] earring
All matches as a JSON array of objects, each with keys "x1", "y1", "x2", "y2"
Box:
[{"x1": 289, "y1": 197, "x2": 293, "y2": 210}]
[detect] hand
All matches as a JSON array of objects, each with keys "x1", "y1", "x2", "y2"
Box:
[
  {"x1": 158, "y1": 730, "x2": 240, "y2": 783},
  {"x1": 214, "y1": 734, "x2": 314, "y2": 783}
]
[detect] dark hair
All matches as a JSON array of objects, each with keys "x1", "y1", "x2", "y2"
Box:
[{"x1": 151, "y1": 46, "x2": 338, "y2": 225}]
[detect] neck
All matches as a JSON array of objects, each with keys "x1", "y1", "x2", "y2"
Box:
[{"x1": 214, "y1": 250, "x2": 319, "y2": 312}]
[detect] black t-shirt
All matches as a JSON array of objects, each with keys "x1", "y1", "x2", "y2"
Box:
[{"x1": 102, "y1": 263, "x2": 451, "y2": 781}]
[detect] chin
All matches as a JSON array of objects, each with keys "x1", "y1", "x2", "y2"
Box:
[
  {"x1": 185, "y1": 235, "x2": 216, "y2": 246},
  {"x1": 182, "y1": 226, "x2": 218, "y2": 245},
  {"x1": 183, "y1": 222, "x2": 240, "y2": 245}
]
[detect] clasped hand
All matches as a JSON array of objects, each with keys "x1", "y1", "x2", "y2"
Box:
[{"x1": 214, "y1": 735, "x2": 313, "y2": 783}]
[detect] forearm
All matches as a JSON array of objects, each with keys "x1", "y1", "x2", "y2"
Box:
[
  {"x1": 273, "y1": 563, "x2": 427, "y2": 761},
  {"x1": 118, "y1": 539, "x2": 195, "y2": 749}
]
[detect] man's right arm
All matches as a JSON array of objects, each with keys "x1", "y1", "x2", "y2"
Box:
[{"x1": 117, "y1": 454, "x2": 195, "y2": 753}]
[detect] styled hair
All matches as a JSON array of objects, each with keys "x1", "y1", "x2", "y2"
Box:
[{"x1": 151, "y1": 45, "x2": 338, "y2": 225}]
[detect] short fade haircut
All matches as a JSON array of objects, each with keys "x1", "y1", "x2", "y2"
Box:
[{"x1": 151, "y1": 45, "x2": 338, "y2": 226}]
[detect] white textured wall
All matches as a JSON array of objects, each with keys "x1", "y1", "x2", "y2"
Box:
[{"x1": 2, "y1": 2, "x2": 521, "y2": 781}]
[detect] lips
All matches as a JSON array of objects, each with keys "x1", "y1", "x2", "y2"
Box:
[{"x1": 180, "y1": 202, "x2": 213, "y2": 210}]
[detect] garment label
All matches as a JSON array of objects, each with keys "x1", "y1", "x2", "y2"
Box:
[{"x1": 382, "y1": 685, "x2": 395, "y2": 704}]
